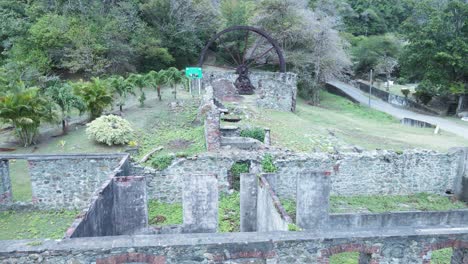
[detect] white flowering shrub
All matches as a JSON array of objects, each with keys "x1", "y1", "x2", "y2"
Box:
[{"x1": 86, "y1": 115, "x2": 134, "y2": 146}]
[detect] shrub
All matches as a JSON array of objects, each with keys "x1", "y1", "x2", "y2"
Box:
[
  {"x1": 86, "y1": 115, "x2": 134, "y2": 146},
  {"x1": 240, "y1": 127, "x2": 265, "y2": 142},
  {"x1": 413, "y1": 90, "x2": 432, "y2": 105},
  {"x1": 400, "y1": 88, "x2": 410, "y2": 98},
  {"x1": 262, "y1": 154, "x2": 277, "y2": 173},
  {"x1": 74, "y1": 78, "x2": 113, "y2": 120},
  {"x1": 150, "y1": 155, "x2": 174, "y2": 170},
  {"x1": 229, "y1": 162, "x2": 249, "y2": 191}
]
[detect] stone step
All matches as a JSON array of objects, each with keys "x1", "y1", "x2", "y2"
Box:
[{"x1": 221, "y1": 136, "x2": 262, "y2": 150}]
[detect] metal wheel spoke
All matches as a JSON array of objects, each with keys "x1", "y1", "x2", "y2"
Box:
[
  {"x1": 246, "y1": 46, "x2": 274, "y2": 67},
  {"x1": 241, "y1": 30, "x2": 250, "y2": 64},
  {"x1": 219, "y1": 38, "x2": 240, "y2": 66}
]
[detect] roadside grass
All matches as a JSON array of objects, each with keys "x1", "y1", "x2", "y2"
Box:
[
  {"x1": 281, "y1": 193, "x2": 467, "y2": 219},
  {"x1": 0, "y1": 210, "x2": 78, "y2": 240},
  {"x1": 147, "y1": 192, "x2": 241, "y2": 233},
  {"x1": 431, "y1": 248, "x2": 453, "y2": 264},
  {"x1": 241, "y1": 91, "x2": 468, "y2": 152}
]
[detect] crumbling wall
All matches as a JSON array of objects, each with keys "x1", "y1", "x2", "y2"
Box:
[
  {"x1": 256, "y1": 176, "x2": 291, "y2": 232},
  {"x1": 68, "y1": 176, "x2": 148, "y2": 238},
  {"x1": 1, "y1": 229, "x2": 468, "y2": 263},
  {"x1": 203, "y1": 71, "x2": 297, "y2": 112},
  {"x1": 0, "y1": 160, "x2": 11, "y2": 204},
  {"x1": 134, "y1": 149, "x2": 461, "y2": 202},
  {"x1": 28, "y1": 154, "x2": 125, "y2": 209}
]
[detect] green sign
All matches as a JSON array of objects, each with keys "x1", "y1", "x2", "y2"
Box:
[{"x1": 185, "y1": 67, "x2": 203, "y2": 79}]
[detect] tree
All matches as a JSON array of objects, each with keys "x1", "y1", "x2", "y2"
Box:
[
  {"x1": 107, "y1": 76, "x2": 135, "y2": 113},
  {"x1": 162, "y1": 67, "x2": 185, "y2": 100},
  {"x1": 400, "y1": 0, "x2": 468, "y2": 113},
  {"x1": 351, "y1": 34, "x2": 402, "y2": 76},
  {"x1": 254, "y1": 0, "x2": 351, "y2": 105},
  {"x1": 145, "y1": 70, "x2": 165, "y2": 101},
  {"x1": 375, "y1": 55, "x2": 398, "y2": 91},
  {"x1": 73, "y1": 78, "x2": 113, "y2": 120},
  {"x1": 45, "y1": 82, "x2": 85, "y2": 134},
  {"x1": 126, "y1": 73, "x2": 149, "y2": 107},
  {"x1": 0, "y1": 84, "x2": 55, "y2": 146}
]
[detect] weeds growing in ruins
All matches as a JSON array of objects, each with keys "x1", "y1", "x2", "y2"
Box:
[
  {"x1": 261, "y1": 154, "x2": 277, "y2": 173},
  {"x1": 229, "y1": 162, "x2": 249, "y2": 191},
  {"x1": 0, "y1": 210, "x2": 78, "y2": 240},
  {"x1": 218, "y1": 192, "x2": 240, "y2": 233},
  {"x1": 147, "y1": 200, "x2": 183, "y2": 225},
  {"x1": 240, "y1": 127, "x2": 265, "y2": 142},
  {"x1": 150, "y1": 155, "x2": 175, "y2": 170}
]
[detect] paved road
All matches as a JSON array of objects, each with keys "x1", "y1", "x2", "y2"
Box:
[{"x1": 328, "y1": 80, "x2": 468, "y2": 140}]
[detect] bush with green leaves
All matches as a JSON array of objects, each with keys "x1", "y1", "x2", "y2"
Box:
[
  {"x1": 229, "y1": 162, "x2": 249, "y2": 191},
  {"x1": 86, "y1": 115, "x2": 134, "y2": 146},
  {"x1": 0, "y1": 85, "x2": 55, "y2": 147},
  {"x1": 261, "y1": 154, "x2": 277, "y2": 173},
  {"x1": 240, "y1": 127, "x2": 265, "y2": 142},
  {"x1": 150, "y1": 155, "x2": 174, "y2": 170}
]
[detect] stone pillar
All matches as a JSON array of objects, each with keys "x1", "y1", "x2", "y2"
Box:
[
  {"x1": 454, "y1": 147, "x2": 468, "y2": 202},
  {"x1": 296, "y1": 171, "x2": 331, "y2": 230},
  {"x1": 264, "y1": 128, "x2": 271, "y2": 146},
  {"x1": 240, "y1": 173, "x2": 258, "y2": 232},
  {"x1": 112, "y1": 176, "x2": 148, "y2": 235},
  {"x1": 205, "y1": 108, "x2": 221, "y2": 152},
  {"x1": 262, "y1": 173, "x2": 277, "y2": 191},
  {"x1": 0, "y1": 160, "x2": 12, "y2": 204},
  {"x1": 183, "y1": 174, "x2": 218, "y2": 233},
  {"x1": 451, "y1": 248, "x2": 468, "y2": 264}
]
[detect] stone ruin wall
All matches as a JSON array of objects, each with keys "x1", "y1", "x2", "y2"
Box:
[
  {"x1": 0, "y1": 154, "x2": 127, "y2": 210},
  {"x1": 131, "y1": 149, "x2": 464, "y2": 203},
  {"x1": 1, "y1": 230, "x2": 467, "y2": 264},
  {"x1": 202, "y1": 70, "x2": 298, "y2": 112}
]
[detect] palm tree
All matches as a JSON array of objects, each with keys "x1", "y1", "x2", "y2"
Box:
[
  {"x1": 73, "y1": 78, "x2": 113, "y2": 120},
  {"x1": 164, "y1": 67, "x2": 185, "y2": 100},
  {"x1": 145, "y1": 70, "x2": 165, "y2": 101},
  {"x1": 0, "y1": 83, "x2": 56, "y2": 146},
  {"x1": 126, "y1": 73, "x2": 149, "y2": 107},
  {"x1": 46, "y1": 82, "x2": 85, "y2": 134},
  {"x1": 108, "y1": 76, "x2": 135, "y2": 113}
]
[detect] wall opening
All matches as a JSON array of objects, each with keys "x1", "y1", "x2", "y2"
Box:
[
  {"x1": 229, "y1": 161, "x2": 250, "y2": 191},
  {"x1": 9, "y1": 159, "x2": 32, "y2": 202},
  {"x1": 430, "y1": 248, "x2": 452, "y2": 263},
  {"x1": 329, "y1": 252, "x2": 359, "y2": 264}
]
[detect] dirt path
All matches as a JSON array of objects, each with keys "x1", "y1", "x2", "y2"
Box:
[{"x1": 328, "y1": 80, "x2": 468, "y2": 140}]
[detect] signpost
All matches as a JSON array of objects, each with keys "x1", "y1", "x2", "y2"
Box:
[{"x1": 185, "y1": 67, "x2": 203, "y2": 96}]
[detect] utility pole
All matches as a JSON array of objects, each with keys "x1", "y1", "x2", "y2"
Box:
[{"x1": 369, "y1": 69, "x2": 373, "y2": 107}]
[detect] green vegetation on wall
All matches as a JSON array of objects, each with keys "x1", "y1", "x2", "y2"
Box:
[
  {"x1": 240, "y1": 127, "x2": 265, "y2": 142},
  {"x1": 229, "y1": 161, "x2": 249, "y2": 191},
  {"x1": 261, "y1": 154, "x2": 277, "y2": 173}
]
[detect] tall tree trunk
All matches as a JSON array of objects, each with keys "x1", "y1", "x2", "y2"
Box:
[
  {"x1": 386, "y1": 72, "x2": 390, "y2": 91},
  {"x1": 62, "y1": 119, "x2": 68, "y2": 135},
  {"x1": 173, "y1": 85, "x2": 177, "y2": 100},
  {"x1": 119, "y1": 104, "x2": 123, "y2": 113},
  {"x1": 157, "y1": 86, "x2": 162, "y2": 101}
]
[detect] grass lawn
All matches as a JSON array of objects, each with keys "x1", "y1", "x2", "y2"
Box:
[
  {"x1": 0, "y1": 210, "x2": 78, "y2": 240},
  {"x1": 147, "y1": 192, "x2": 241, "y2": 233},
  {"x1": 328, "y1": 249, "x2": 451, "y2": 264},
  {"x1": 282, "y1": 193, "x2": 467, "y2": 221},
  {"x1": 236, "y1": 91, "x2": 468, "y2": 152},
  {"x1": 0, "y1": 88, "x2": 205, "y2": 201}
]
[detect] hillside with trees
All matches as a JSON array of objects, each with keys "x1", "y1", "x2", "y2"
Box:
[{"x1": 0, "y1": 0, "x2": 467, "y2": 147}]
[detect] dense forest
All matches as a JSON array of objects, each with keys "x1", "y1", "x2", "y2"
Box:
[{"x1": 0, "y1": 0, "x2": 467, "y2": 146}]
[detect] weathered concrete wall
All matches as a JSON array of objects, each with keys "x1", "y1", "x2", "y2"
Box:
[
  {"x1": 1, "y1": 227, "x2": 468, "y2": 263},
  {"x1": 112, "y1": 176, "x2": 148, "y2": 235},
  {"x1": 240, "y1": 173, "x2": 258, "y2": 232},
  {"x1": 0, "y1": 160, "x2": 11, "y2": 204},
  {"x1": 68, "y1": 176, "x2": 148, "y2": 238},
  {"x1": 257, "y1": 176, "x2": 292, "y2": 232},
  {"x1": 28, "y1": 154, "x2": 125, "y2": 209},
  {"x1": 203, "y1": 71, "x2": 298, "y2": 112},
  {"x1": 182, "y1": 174, "x2": 218, "y2": 233},
  {"x1": 401, "y1": 117, "x2": 436, "y2": 128},
  {"x1": 134, "y1": 150, "x2": 462, "y2": 203},
  {"x1": 296, "y1": 171, "x2": 331, "y2": 230},
  {"x1": 454, "y1": 147, "x2": 468, "y2": 202},
  {"x1": 328, "y1": 209, "x2": 468, "y2": 231}
]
